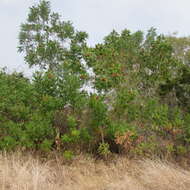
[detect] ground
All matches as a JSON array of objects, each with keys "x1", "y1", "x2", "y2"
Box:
[{"x1": 0, "y1": 152, "x2": 190, "y2": 190}]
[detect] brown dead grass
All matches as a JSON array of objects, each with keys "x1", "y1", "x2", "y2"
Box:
[{"x1": 0, "y1": 152, "x2": 190, "y2": 190}]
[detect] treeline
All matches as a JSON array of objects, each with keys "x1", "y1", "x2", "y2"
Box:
[{"x1": 1, "y1": 0, "x2": 190, "y2": 159}]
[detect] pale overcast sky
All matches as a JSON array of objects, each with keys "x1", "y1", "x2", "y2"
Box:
[{"x1": 0, "y1": 0, "x2": 190, "y2": 76}]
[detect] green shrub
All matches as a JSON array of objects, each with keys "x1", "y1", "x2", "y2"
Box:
[
  {"x1": 98, "y1": 142, "x2": 111, "y2": 157},
  {"x1": 63, "y1": 150, "x2": 74, "y2": 161}
]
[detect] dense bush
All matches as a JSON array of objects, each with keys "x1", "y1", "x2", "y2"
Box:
[
  {"x1": 1, "y1": 0, "x2": 190, "y2": 160},
  {"x1": 1, "y1": 67, "x2": 190, "y2": 158}
]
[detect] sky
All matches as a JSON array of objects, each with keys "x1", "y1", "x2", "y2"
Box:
[{"x1": 0, "y1": 0, "x2": 190, "y2": 77}]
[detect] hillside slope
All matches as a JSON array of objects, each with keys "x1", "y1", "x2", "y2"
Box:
[{"x1": 0, "y1": 153, "x2": 190, "y2": 190}]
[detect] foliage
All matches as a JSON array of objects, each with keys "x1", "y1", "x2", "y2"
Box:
[
  {"x1": 98, "y1": 142, "x2": 111, "y2": 158},
  {"x1": 63, "y1": 150, "x2": 74, "y2": 161},
  {"x1": 18, "y1": 0, "x2": 88, "y2": 74},
  {"x1": 2, "y1": 0, "x2": 190, "y2": 160},
  {"x1": 0, "y1": 70, "x2": 54, "y2": 151}
]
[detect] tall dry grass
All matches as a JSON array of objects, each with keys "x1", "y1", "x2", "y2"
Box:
[{"x1": 0, "y1": 152, "x2": 190, "y2": 190}]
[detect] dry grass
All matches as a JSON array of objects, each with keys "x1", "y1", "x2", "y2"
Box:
[{"x1": 0, "y1": 152, "x2": 190, "y2": 190}]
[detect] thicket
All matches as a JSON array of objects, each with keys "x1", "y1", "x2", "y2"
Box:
[{"x1": 1, "y1": 0, "x2": 190, "y2": 159}]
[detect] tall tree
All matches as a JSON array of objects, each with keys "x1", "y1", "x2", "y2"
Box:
[
  {"x1": 84, "y1": 28, "x2": 179, "y2": 96},
  {"x1": 18, "y1": 0, "x2": 88, "y2": 74}
]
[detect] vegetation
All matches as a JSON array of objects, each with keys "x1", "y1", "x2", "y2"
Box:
[
  {"x1": 1, "y1": 152, "x2": 190, "y2": 190},
  {"x1": 1, "y1": 0, "x2": 190, "y2": 161}
]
